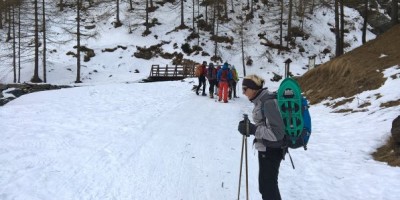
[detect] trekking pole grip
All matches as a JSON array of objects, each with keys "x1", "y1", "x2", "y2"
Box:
[{"x1": 243, "y1": 114, "x2": 249, "y2": 136}]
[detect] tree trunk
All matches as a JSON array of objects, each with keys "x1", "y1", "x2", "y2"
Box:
[
  {"x1": 12, "y1": 4, "x2": 16, "y2": 83},
  {"x1": 241, "y1": 28, "x2": 246, "y2": 77},
  {"x1": 31, "y1": 0, "x2": 42, "y2": 83},
  {"x1": 75, "y1": 0, "x2": 82, "y2": 83},
  {"x1": 43, "y1": 0, "x2": 47, "y2": 83},
  {"x1": 129, "y1": 0, "x2": 133, "y2": 10},
  {"x1": 60, "y1": 0, "x2": 64, "y2": 12},
  {"x1": 340, "y1": 0, "x2": 344, "y2": 55},
  {"x1": 205, "y1": 4, "x2": 208, "y2": 24},
  {"x1": 7, "y1": 9, "x2": 11, "y2": 42},
  {"x1": 180, "y1": 0, "x2": 185, "y2": 27},
  {"x1": 362, "y1": 0, "x2": 368, "y2": 44},
  {"x1": 117, "y1": 0, "x2": 120, "y2": 24},
  {"x1": 0, "y1": 0, "x2": 3, "y2": 29},
  {"x1": 145, "y1": 0, "x2": 150, "y2": 33},
  {"x1": 213, "y1": 3, "x2": 218, "y2": 58},
  {"x1": 309, "y1": 0, "x2": 315, "y2": 14},
  {"x1": 192, "y1": 0, "x2": 195, "y2": 31},
  {"x1": 287, "y1": 0, "x2": 293, "y2": 47},
  {"x1": 18, "y1": 4, "x2": 21, "y2": 83},
  {"x1": 250, "y1": 0, "x2": 253, "y2": 15},
  {"x1": 335, "y1": 0, "x2": 341, "y2": 57},
  {"x1": 279, "y1": 0, "x2": 283, "y2": 46},
  {"x1": 392, "y1": 0, "x2": 399, "y2": 26},
  {"x1": 224, "y1": 0, "x2": 228, "y2": 19}
]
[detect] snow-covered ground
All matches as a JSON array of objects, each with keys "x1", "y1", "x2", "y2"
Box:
[
  {"x1": 1, "y1": 1, "x2": 399, "y2": 199},
  {"x1": 1, "y1": 66, "x2": 400, "y2": 200}
]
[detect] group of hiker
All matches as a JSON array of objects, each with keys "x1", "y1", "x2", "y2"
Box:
[{"x1": 195, "y1": 61, "x2": 239, "y2": 103}]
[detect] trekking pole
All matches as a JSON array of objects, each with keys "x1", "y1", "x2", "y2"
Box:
[
  {"x1": 237, "y1": 126, "x2": 245, "y2": 200},
  {"x1": 237, "y1": 114, "x2": 250, "y2": 200},
  {"x1": 244, "y1": 114, "x2": 249, "y2": 200}
]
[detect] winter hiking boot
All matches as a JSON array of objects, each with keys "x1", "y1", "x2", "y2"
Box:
[
  {"x1": 202, "y1": 93, "x2": 207, "y2": 96},
  {"x1": 210, "y1": 93, "x2": 214, "y2": 98},
  {"x1": 196, "y1": 91, "x2": 199, "y2": 95},
  {"x1": 218, "y1": 98, "x2": 222, "y2": 102},
  {"x1": 224, "y1": 100, "x2": 228, "y2": 103}
]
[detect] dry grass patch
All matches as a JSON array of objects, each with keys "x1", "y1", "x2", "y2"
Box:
[
  {"x1": 298, "y1": 24, "x2": 400, "y2": 105},
  {"x1": 380, "y1": 99, "x2": 400, "y2": 108},
  {"x1": 358, "y1": 101, "x2": 371, "y2": 108},
  {"x1": 332, "y1": 108, "x2": 353, "y2": 113},
  {"x1": 331, "y1": 97, "x2": 354, "y2": 108},
  {"x1": 372, "y1": 136, "x2": 400, "y2": 167}
]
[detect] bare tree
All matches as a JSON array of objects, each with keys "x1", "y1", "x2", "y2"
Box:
[
  {"x1": 114, "y1": 0, "x2": 122, "y2": 28},
  {"x1": 0, "y1": 0, "x2": 4, "y2": 29},
  {"x1": 128, "y1": 0, "x2": 133, "y2": 10},
  {"x1": 279, "y1": 0, "x2": 284, "y2": 46},
  {"x1": 59, "y1": 0, "x2": 64, "y2": 12},
  {"x1": 180, "y1": 0, "x2": 185, "y2": 28},
  {"x1": 231, "y1": 10, "x2": 251, "y2": 77},
  {"x1": 144, "y1": 0, "x2": 150, "y2": 34},
  {"x1": 75, "y1": 0, "x2": 82, "y2": 83},
  {"x1": 287, "y1": 0, "x2": 293, "y2": 47},
  {"x1": 362, "y1": 0, "x2": 368, "y2": 44},
  {"x1": 12, "y1": 2, "x2": 16, "y2": 83},
  {"x1": 18, "y1": 2, "x2": 21, "y2": 83},
  {"x1": 340, "y1": 0, "x2": 344, "y2": 55},
  {"x1": 335, "y1": 0, "x2": 341, "y2": 57},
  {"x1": 42, "y1": 0, "x2": 47, "y2": 82},
  {"x1": 192, "y1": 0, "x2": 195, "y2": 31},
  {"x1": 31, "y1": 0, "x2": 43, "y2": 83}
]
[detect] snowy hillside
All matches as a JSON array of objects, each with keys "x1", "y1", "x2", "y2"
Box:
[{"x1": 0, "y1": 1, "x2": 375, "y2": 85}]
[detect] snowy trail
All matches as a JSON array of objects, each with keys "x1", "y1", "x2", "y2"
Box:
[{"x1": 1, "y1": 80, "x2": 400, "y2": 200}]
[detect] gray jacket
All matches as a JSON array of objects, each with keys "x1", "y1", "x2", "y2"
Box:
[{"x1": 251, "y1": 88, "x2": 285, "y2": 151}]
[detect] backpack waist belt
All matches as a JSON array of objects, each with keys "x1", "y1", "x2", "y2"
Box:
[{"x1": 253, "y1": 138, "x2": 284, "y2": 148}]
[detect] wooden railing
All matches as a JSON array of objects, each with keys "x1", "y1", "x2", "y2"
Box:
[{"x1": 147, "y1": 64, "x2": 195, "y2": 81}]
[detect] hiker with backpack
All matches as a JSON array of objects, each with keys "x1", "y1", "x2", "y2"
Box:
[
  {"x1": 217, "y1": 62, "x2": 233, "y2": 103},
  {"x1": 195, "y1": 61, "x2": 208, "y2": 96},
  {"x1": 229, "y1": 65, "x2": 239, "y2": 99},
  {"x1": 214, "y1": 64, "x2": 221, "y2": 96},
  {"x1": 237, "y1": 74, "x2": 285, "y2": 200},
  {"x1": 206, "y1": 63, "x2": 217, "y2": 98}
]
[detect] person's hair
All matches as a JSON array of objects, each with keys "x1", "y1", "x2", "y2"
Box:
[{"x1": 243, "y1": 74, "x2": 265, "y2": 89}]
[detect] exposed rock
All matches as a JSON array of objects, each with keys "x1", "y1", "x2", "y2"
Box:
[
  {"x1": 392, "y1": 115, "x2": 400, "y2": 154},
  {"x1": 0, "y1": 83, "x2": 72, "y2": 106}
]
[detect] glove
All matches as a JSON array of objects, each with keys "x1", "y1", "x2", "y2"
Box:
[{"x1": 238, "y1": 119, "x2": 256, "y2": 136}]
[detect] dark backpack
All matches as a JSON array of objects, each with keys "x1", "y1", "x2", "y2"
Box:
[{"x1": 207, "y1": 67, "x2": 216, "y2": 80}]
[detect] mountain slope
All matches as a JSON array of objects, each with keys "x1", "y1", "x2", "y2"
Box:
[{"x1": 299, "y1": 24, "x2": 400, "y2": 104}]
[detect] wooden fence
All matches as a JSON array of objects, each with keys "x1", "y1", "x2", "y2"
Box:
[{"x1": 146, "y1": 64, "x2": 196, "y2": 81}]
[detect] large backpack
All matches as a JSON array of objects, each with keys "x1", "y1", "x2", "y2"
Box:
[
  {"x1": 260, "y1": 79, "x2": 311, "y2": 150},
  {"x1": 194, "y1": 64, "x2": 202, "y2": 77},
  {"x1": 207, "y1": 66, "x2": 216, "y2": 80},
  {"x1": 276, "y1": 78, "x2": 312, "y2": 150},
  {"x1": 220, "y1": 69, "x2": 229, "y2": 81}
]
